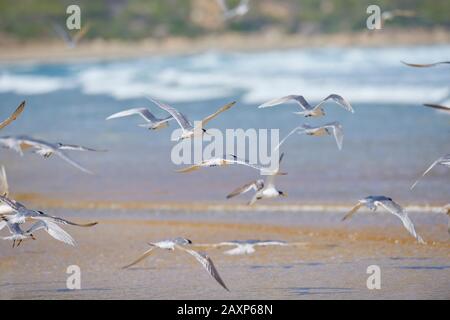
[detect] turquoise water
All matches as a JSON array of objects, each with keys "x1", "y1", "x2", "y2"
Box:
[{"x1": 0, "y1": 46, "x2": 449, "y2": 204}]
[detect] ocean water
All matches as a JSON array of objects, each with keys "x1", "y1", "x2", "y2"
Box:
[{"x1": 0, "y1": 45, "x2": 449, "y2": 205}]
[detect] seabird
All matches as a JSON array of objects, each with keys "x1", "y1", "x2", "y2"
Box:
[
  {"x1": 227, "y1": 153, "x2": 287, "y2": 205},
  {"x1": 106, "y1": 107, "x2": 173, "y2": 130},
  {"x1": 275, "y1": 122, "x2": 344, "y2": 151},
  {"x1": 147, "y1": 98, "x2": 236, "y2": 141},
  {"x1": 0, "y1": 135, "x2": 103, "y2": 174},
  {"x1": 176, "y1": 155, "x2": 286, "y2": 174},
  {"x1": 201, "y1": 240, "x2": 289, "y2": 255},
  {"x1": 411, "y1": 154, "x2": 450, "y2": 190},
  {"x1": 258, "y1": 94, "x2": 354, "y2": 117},
  {"x1": 342, "y1": 195, "x2": 425, "y2": 244},
  {"x1": 0, "y1": 218, "x2": 36, "y2": 248},
  {"x1": 123, "y1": 237, "x2": 229, "y2": 291}
]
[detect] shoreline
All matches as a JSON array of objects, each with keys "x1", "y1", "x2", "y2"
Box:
[
  {"x1": 1, "y1": 28, "x2": 449, "y2": 64},
  {"x1": 3, "y1": 192, "x2": 445, "y2": 213}
]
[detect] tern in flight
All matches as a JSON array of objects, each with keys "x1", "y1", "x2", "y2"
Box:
[
  {"x1": 176, "y1": 155, "x2": 286, "y2": 175},
  {"x1": 275, "y1": 122, "x2": 344, "y2": 151},
  {"x1": 106, "y1": 107, "x2": 173, "y2": 130},
  {"x1": 0, "y1": 135, "x2": 104, "y2": 174},
  {"x1": 0, "y1": 101, "x2": 25, "y2": 131},
  {"x1": 227, "y1": 153, "x2": 287, "y2": 205},
  {"x1": 410, "y1": 154, "x2": 450, "y2": 190},
  {"x1": 401, "y1": 61, "x2": 450, "y2": 68},
  {"x1": 52, "y1": 23, "x2": 90, "y2": 48},
  {"x1": 0, "y1": 218, "x2": 36, "y2": 248},
  {"x1": 123, "y1": 237, "x2": 229, "y2": 291},
  {"x1": 258, "y1": 94, "x2": 354, "y2": 118},
  {"x1": 1, "y1": 216, "x2": 76, "y2": 247},
  {"x1": 342, "y1": 196, "x2": 425, "y2": 244},
  {"x1": 216, "y1": 0, "x2": 250, "y2": 20},
  {"x1": 199, "y1": 240, "x2": 289, "y2": 256},
  {"x1": 147, "y1": 98, "x2": 236, "y2": 141},
  {"x1": 0, "y1": 194, "x2": 97, "y2": 246}
]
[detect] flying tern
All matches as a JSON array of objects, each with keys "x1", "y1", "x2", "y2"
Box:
[
  {"x1": 0, "y1": 135, "x2": 104, "y2": 174},
  {"x1": 227, "y1": 153, "x2": 287, "y2": 205},
  {"x1": 275, "y1": 122, "x2": 344, "y2": 151},
  {"x1": 258, "y1": 94, "x2": 354, "y2": 118},
  {"x1": 106, "y1": 107, "x2": 173, "y2": 130},
  {"x1": 342, "y1": 195, "x2": 425, "y2": 244},
  {"x1": 123, "y1": 237, "x2": 229, "y2": 291},
  {"x1": 411, "y1": 154, "x2": 450, "y2": 190},
  {"x1": 147, "y1": 98, "x2": 236, "y2": 141}
]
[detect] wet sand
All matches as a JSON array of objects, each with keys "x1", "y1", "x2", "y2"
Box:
[{"x1": 0, "y1": 208, "x2": 448, "y2": 300}]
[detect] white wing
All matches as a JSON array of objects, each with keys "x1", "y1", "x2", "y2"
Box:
[
  {"x1": 0, "y1": 166, "x2": 9, "y2": 196},
  {"x1": 274, "y1": 126, "x2": 307, "y2": 151},
  {"x1": 106, "y1": 108, "x2": 158, "y2": 123},
  {"x1": 122, "y1": 246, "x2": 156, "y2": 269},
  {"x1": 147, "y1": 97, "x2": 193, "y2": 131},
  {"x1": 226, "y1": 180, "x2": 264, "y2": 199},
  {"x1": 54, "y1": 149, "x2": 94, "y2": 174},
  {"x1": 315, "y1": 94, "x2": 354, "y2": 113},
  {"x1": 265, "y1": 153, "x2": 285, "y2": 187},
  {"x1": 376, "y1": 200, "x2": 425, "y2": 244},
  {"x1": 410, "y1": 156, "x2": 448, "y2": 190},
  {"x1": 254, "y1": 241, "x2": 287, "y2": 247},
  {"x1": 177, "y1": 245, "x2": 229, "y2": 291},
  {"x1": 325, "y1": 122, "x2": 344, "y2": 150},
  {"x1": 258, "y1": 95, "x2": 311, "y2": 110},
  {"x1": 201, "y1": 101, "x2": 236, "y2": 127},
  {"x1": 27, "y1": 220, "x2": 76, "y2": 246},
  {"x1": 57, "y1": 144, "x2": 105, "y2": 153},
  {"x1": 0, "y1": 194, "x2": 27, "y2": 212}
]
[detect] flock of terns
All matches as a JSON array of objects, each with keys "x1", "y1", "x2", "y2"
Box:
[{"x1": 1, "y1": 55, "x2": 450, "y2": 291}]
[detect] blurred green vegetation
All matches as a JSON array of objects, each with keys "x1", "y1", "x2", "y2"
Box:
[{"x1": 0, "y1": 0, "x2": 448, "y2": 40}]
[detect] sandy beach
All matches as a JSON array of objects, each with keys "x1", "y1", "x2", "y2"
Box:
[
  {"x1": 1, "y1": 28, "x2": 450, "y2": 64},
  {"x1": 1, "y1": 17, "x2": 449, "y2": 300},
  {"x1": 0, "y1": 208, "x2": 448, "y2": 300}
]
